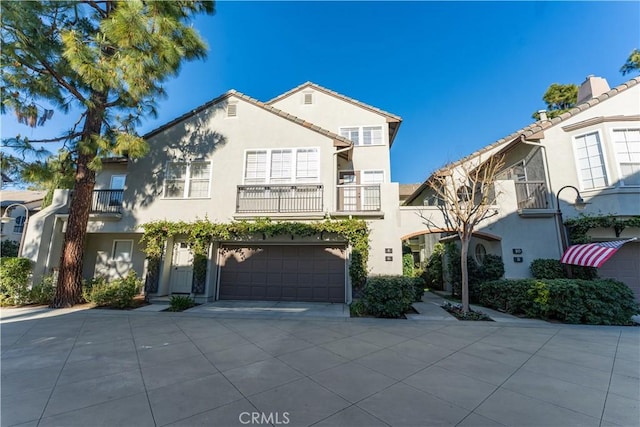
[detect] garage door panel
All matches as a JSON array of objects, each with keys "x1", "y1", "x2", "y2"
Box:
[
  {"x1": 219, "y1": 245, "x2": 346, "y2": 302},
  {"x1": 598, "y1": 244, "x2": 640, "y2": 301}
]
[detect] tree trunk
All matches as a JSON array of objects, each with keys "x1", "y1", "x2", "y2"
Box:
[
  {"x1": 51, "y1": 99, "x2": 105, "y2": 308},
  {"x1": 460, "y1": 235, "x2": 471, "y2": 313}
]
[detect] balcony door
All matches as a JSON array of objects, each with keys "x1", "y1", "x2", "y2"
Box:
[
  {"x1": 109, "y1": 175, "x2": 126, "y2": 206},
  {"x1": 338, "y1": 171, "x2": 359, "y2": 211}
]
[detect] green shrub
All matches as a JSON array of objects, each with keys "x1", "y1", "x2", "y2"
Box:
[
  {"x1": 84, "y1": 273, "x2": 142, "y2": 309},
  {"x1": 481, "y1": 254, "x2": 505, "y2": 281},
  {"x1": 445, "y1": 243, "x2": 505, "y2": 300},
  {"x1": 0, "y1": 257, "x2": 32, "y2": 306},
  {"x1": 423, "y1": 243, "x2": 445, "y2": 290},
  {"x1": 167, "y1": 295, "x2": 196, "y2": 312},
  {"x1": 475, "y1": 279, "x2": 535, "y2": 315},
  {"x1": 402, "y1": 253, "x2": 414, "y2": 277},
  {"x1": 29, "y1": 275, "x2": 56, "y2": 305},
  {"x1": 530, "y1": 259, "x2": 565, "y2": 279},
  {"x1": 363, "y1": 275, "x2": 415, "y2": 318},
  {"x1": 475, "y1": 278, "x2": 639, "y2": 325},
  {"x1": 412, "y1": 276, "x2": 426, "y2": 302},
  {"x1": 349, "y1": 299, "x2": 368, "y2": 317},
  {"x1": 1, "y1": 240, "x2": 19, "y2": 258},
  {"x1": 530, "y1": 258, "x2": 598, "y2": 280}
]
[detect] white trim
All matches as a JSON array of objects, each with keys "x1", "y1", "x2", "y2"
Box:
[
  {"x1": 109, "y1": 174, "x2": 127, "y2": 190},
  {"x1": 609, "y1": 127, "x2": 640, "y2": 187},
  {"x1": 162, "y1": 160, "x2": 212, "y2": 199},
  {"x1": 242, "y1": 147, "x2": 320, "y2": 184},
  {"x1": 338, "y1": 125, "x2": 385, "y2": 146},
  {"x1": 572, "y1": 129, "x2": 611, "y2": 191},
  {"x1": 361, "y1": 169, "x2": 385, "y2": 184},
  {"x1": 111, "y1": 239, "x2": 134, "y2": 263}
]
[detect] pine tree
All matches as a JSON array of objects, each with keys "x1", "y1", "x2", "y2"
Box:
[
  {"x1": 1, "y1": 1, "x2": 215, "y2": 307},
  {"x1": 531, "y1": 83, "x2": 578, "y2": 120}
]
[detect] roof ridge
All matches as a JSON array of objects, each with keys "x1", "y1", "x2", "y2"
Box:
[
  {"x1": 143, "y1": 88, "x2": 352, "y2": 146},
  {"x1": 267, "y1": 81, "x2": 402, "y2": 121},
  {"x1": 403, "y1": 76, "x2": 640, "y2": 205},
  {"x1": 442, "y1": 76, "x2": 640, "y2": 169}
]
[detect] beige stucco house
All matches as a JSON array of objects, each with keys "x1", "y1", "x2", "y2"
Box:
[
  {"x1": 1, "y1": 190, "x2": 46, "y2": 252},
  {"x1": 22, "y1": 83, "x2": 404, "y2": 303},
  {"x1": 401, "y1": 76, "x2": 640, "y2": 300}
]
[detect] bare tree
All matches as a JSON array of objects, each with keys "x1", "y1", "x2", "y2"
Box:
[{"x1": 421, "y1": 154, "x2": 505, "y2": 312}]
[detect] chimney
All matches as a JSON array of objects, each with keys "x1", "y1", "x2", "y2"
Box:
[
  {"x1": 537, "y1": 110, "x2": 548, "y2": 121},
  {"x1": 577, "y1": 75, "x2": 610, "y2": 104}
]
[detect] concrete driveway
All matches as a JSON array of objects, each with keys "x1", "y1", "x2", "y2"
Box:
[{"x1": 1, "y1": 307, "x2": 638, "y2": 427}]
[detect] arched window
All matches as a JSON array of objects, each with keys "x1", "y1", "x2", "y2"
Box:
[{"x1": 475, "y1": 243, "x2": 487, "y2": 264}]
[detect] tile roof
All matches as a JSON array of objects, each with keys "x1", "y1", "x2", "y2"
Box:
[
  {"x1": 403, "y1": 76, "x2": 640, "y2": 205},
  {"x1": 399, "y1": 184, "x2": 422, "y2": 197},
  {"x1": 144, "y1": 89, "x2": 353, "y2": 147},
  {"x1": 0, "y1": 190, "x2": 47, "y2": 208},
  {"x1": 267, "y1": 81, "x2": 402, "y2": 122}
]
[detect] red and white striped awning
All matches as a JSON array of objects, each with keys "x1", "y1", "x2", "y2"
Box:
[{"x1": 560, "y1": 238, "x2": 637, "y2": 268}]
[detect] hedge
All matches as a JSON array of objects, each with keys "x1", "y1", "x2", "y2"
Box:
[
  {"x1": 475, "y1": 278, "x2": 639, "y2": 325},
  {"x1": 361, "y1": 275, "x2": 415, "y2": 318},
  {"x1": 0, "y1": 257, "x2": 32, "y2": 306},
  {"x1": 83, "y1": 274, "x2": 142, "y2": 309}
]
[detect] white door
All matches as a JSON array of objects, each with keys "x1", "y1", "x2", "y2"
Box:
[{"x1": 170, "y1": 241, "x2": 194, "y2": 294}]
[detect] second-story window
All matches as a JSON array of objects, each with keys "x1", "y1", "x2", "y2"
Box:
[
  {"x1": 244, "y1": 148, "x2": 319, "y2": 184},
  {"x1": 339, "y1": 126, "x2": 383, "y2": 146},
  {"x1": 163, "y1": 160, "x2": 211, "y2": 198},
  {"x1": 574, "y1": 131, "x2": 608, "y2": 190},
  {"x1": 612, "y1": 128, "x2": 640, "y2": 186}
]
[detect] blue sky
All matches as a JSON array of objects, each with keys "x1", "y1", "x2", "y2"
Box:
[{"x1": 2, "y1": 1, "x2": 639, "y2": 184}]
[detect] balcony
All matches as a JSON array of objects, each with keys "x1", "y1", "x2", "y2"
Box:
[
  {"x1": 236, "y1": 184, "x2": 323, "y2": 213},
  {"x1": 336, "y1": 184, "x2": 381, "y2": 212},
  {"x1": 91, "y1": 189, "x2": 124, "y2": 214},
  {"x1": 515, "y1": 181, "x2": 549, "y2": 210}
]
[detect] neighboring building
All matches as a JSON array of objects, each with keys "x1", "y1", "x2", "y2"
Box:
[
  {"x1": 398, "y1": 184, "x2": 422, "y2": 204},
  {"x1": 401, "y1": 76, "x2": 640, "y2": 300},
  {"x1": 22, "y1": 83, "x2": 403, "y2": 303},
  {"x1": 1, "y1": 190, "x2": 46, "y2": 251}
]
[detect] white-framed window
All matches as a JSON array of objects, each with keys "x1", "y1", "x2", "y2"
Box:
[
  {"x1": 110, "y1": 175, "x2": 126, "y2": 190},
  {"x1": 339, "y1": 126, "x2": 384, "y2": 146},
  {"x1": 112, "y1": 240, "x2": 133, "y2": 263},
  {"x1": 362, "y1": 170, "x2": 384, "y2": 184},
  {"x1": 574, "y1": 131, "x2": 608, "y2": 190},
  {"x1": 163, "y1": 160, "x2": 212, "y2": 198},
  {"x1": 612, "y1": 128, "x2": 640, "y2": 186},
  {"x1": 243, "y1": 148, "x2": 319, "y2": 184},
  {"x1": 296, "y1": 149, "x2": 319, "y2": 182}
]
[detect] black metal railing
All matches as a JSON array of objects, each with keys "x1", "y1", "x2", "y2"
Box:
[
  {"x1": 336, "y1": 184, "x2": 381, "y2": 211},
  {"x1": 91, "y1": 189, "x2": 124, "y2": 213},
  {"x1": 236, "y1": 184, "x2": 323, "y2": 213},
  {"x1": 515, "y1": 181, "x2": 549, "y2": 209}
]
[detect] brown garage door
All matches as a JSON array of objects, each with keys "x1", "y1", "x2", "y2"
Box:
[
  {"x1": 218, "y1": 245, "x2": 346, "y2": 302},
  {"x1": 598, "y1": 243, "x2": 640, "y2": 302}
]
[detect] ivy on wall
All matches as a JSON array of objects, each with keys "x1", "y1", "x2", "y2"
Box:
[
  {"x1": 140, "y1": 218, "x2": 370, "y2": 289},
  {"x1": 565, "y1": 214, "x2": 640, "y2": 244}
]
